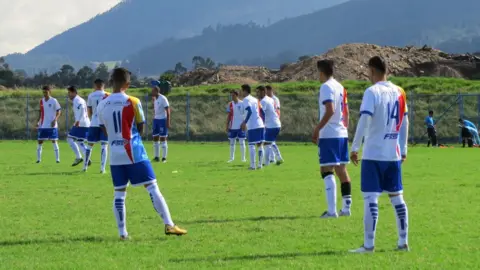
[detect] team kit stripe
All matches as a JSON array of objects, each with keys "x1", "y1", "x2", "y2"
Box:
[{"x1": 122, "y1": 99, "x2": 136, "y2": 163}]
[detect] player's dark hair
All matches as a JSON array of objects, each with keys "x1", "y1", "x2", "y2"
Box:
[
  {"x1": 256, "y1": 85, "x2": 266, "y2": 92},
  {"x1": 316, "y1": 60, "x2": 334, "y2": 77},
  {"x1": 94, "y1": 79, "x2": 105, "y2": 87},
  {"x1": 42, "y1": 85, "x2": 51, "y2": 91},
  {"x1": 230, "y1": 90, "x2": 239, "y2": 96},
  {"x1": 67, "y1": 86, "x2": 77, "y2": 93},
  {"x1": 459, "y1": 118, "x2": 463, "y2": 122},
  {"x1": 110, "y1": 68, "x2": 131, "y2": 90},
  {"x1": 152, "y1": 85, "x2": 160, "y2": 92},
  {"x1": 368, "y1": 56, "x2": 387, "y2": 74},
  {"x1": 429, "y1": 110, "x2": 434, "y2": 115},
  {"x1": 266, "y1": 85, "x2": 273, "y2": 90},
  {"x1": 241, "y1": 84, "x2": 251, "y2": 94}
]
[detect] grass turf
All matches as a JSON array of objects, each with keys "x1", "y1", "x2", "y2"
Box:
[{"x1": 0, "y1": 141, "x2": 479, "y2": 269}]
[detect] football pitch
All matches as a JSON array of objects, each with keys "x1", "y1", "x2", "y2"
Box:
[{"x1": 1, "y1": 141, "x2": 479, "y2": 269}]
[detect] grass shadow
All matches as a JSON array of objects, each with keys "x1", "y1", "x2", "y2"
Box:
[
  {"x1": 0, "y1": 236, "x2": 113, "y2": 246},
  {"x1": 179, "y1": 215, "x2": 318, "y2": 225},
  {"x1": 8, "y1": 171, "x2": 81, "y2": 176}
]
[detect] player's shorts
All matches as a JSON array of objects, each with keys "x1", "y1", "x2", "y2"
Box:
[
  {"x1": 361, "y1": 160, "x2": 403, "y2": 194},
  {"x1": 318, "y1": 137, "x2": 349, "y2": 166},
  {"x1": 87, "y1": 126, "x2": 108, "y2": 143},
  {"x1": 265, "y1": 127, "x2": 281, "y2": 143},
  {"x1": 110, "y1": 160, "x2": 157, "y2": 189},
  {"x1": 461, "y1": 127, "x2": 472, "y2": 138},
  {"x1": 427, "y1": 127, "x2": 436, "y2": 137},
  {"x1": 228, "y1": 129, "x2": 246, "y2": 139},
  {"x1": 68, "y1": 127, "x2": 89, "y2": 141},
  {"x1": 152, "y1": 119, "x2": 168, "y2": 137},
  {"x1": 37, "y1": 128, "x2": 59, "y2": 141},
  {"x1": 247, "y1": 128, "x2": 265, "y2": 144}
]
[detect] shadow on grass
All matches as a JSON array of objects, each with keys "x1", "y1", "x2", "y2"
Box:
[
  {"x1": 0, "y1": 236, "x2": 113, "y2": 246},
  {"x1": 179, "y1": 215, "x2": 318, "y2": 225},
  {"x1": 169, "y1": 250, "x2": 343, "y2": 263},
  {"x1": 7, "y1": 171, "x2": 81, "y2": 176}
]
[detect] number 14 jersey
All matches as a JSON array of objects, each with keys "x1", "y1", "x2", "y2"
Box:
[{"x1": 97, "y1": 93, "x2": 148, "y2": 165}]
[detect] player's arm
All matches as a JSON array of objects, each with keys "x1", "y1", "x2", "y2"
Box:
[
  {"x1": 241, "y1": 106, "x2": 252, "y2": 131},
  {"x1": 164, "y1": 97, "x2": 171, "y2": 128},
  {"x1": 86, "y1": 97, "x2": 93, "y2": 119},
  {"x1": 226, "y1": 104, "x2": 232, "y2": 132},
  {"x1": 134, "y1": 99, "x2": 146, "y2": 135},
  {"x1": 343, "y1": 89, "x2": 349, "y2": 128},
  {"x1": 37, "y1": 100, "x2": 42, "y2": 128},
  {"x1": 312, "y1": 85, "x2": 335, "y2": 143},
  {"x1": 75, "y1": 103, "x2": 85, "y2": 127},
  {"x1": 399, "y1": 115, "x2": 409, "y2": 163},
  {"x1": 52, "y1": 100, "x2": 62, "y2": 127},
  {"x1": 350, "y1": 89, "x2": 375, "y2": 165}
]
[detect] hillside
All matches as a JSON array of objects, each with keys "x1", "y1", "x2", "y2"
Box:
[
  {"x1": 126, "y1": 0, "x2": 480, "y2": 75},
  {"x1": 3, "y1": 0, "x2": 345, "y2": 73}
]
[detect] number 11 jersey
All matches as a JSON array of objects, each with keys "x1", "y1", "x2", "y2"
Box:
[{"x1": 97, "y1": 93, "x2": 148, "y2": 165}]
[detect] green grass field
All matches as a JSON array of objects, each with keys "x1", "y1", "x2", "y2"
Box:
[{"x1": 1, "y1": 141, "x2": 479, "y2": 269}]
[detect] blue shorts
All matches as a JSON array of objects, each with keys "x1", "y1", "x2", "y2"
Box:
[
  {"x1": 153, "y1": 119, "x2": 168, "y2": 137},
  {"x1": 247, "y1": 128, "x2": 265, "y2": 144},
  {"x1": 361, "y1": 160, "x2": 403, "y2": 194},
  {"x1": 87, "y1": 126, "x2": 108, "y2": 143},
  {"x1": 228, "y1": 129, "x2": 246, "y2": 139},
  {"x1": 68, "y1": 127, "x2": 89, "y2": 141},
  {"x1": 38, "y1": 128, "x2": 59, "y2": 141},
  {"x1": 318, "y1": 137, "x2": 349, "y2": 166},
  {"x1": 265, "y1": 128, "x2": 281, "y2": 143},
  {"x1": 110, "y1": 160, "x2": 157, "y2": 189}
]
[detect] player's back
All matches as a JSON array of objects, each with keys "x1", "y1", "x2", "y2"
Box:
[
  {"x1": 319, "y1": 78, "x2": 348, "y2": 139},
  {"x1": 73, "y1": 96, "x2": 90, "y2": 127},
  {"x1": 362, "y1": 81, "x2": 407, "y2": 161},
  {"x1": 88, "y1": 90, "x2": 109, "y2": 127},
  {"x1": 154, "y1": 94, "x2": 169, "y2": 119},
  {"x1": 228, "y1": 100, "x2": 244, "y2": 130},
  {"x1": 98, "y1": 93, "x2": 148, "y2": 165},
  {"x1": 243, "y1": 95, "x2": 264, "y2": 129},
  {"x1": 261, "y1": 96, "x2": 281, "y2": 128}
]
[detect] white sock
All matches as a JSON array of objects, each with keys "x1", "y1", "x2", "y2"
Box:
[
  {"x1": 363, "y1": 192, "x2": 380, "y2": 249},
  {"x1": 270, "y1": 143, "x2": 276, "y2": 162},
  {"x1": 229, "y1": 139, "x2": 236, "y2": 160},
  {"x1": 77, "y1": 141, "x2": 87, "y2": 156},
  {"x1": 258, "y1": 146, "x2": 264, "y2": 168},
  {"x1": 161, "y1": 141, "x2": 168, "y2": 159},
  {"x1": 239, "y1": 139, "x2": 246, "y2": 160},
  {"x1": 390, "y1": 195, "x2": 409, "y2": 247},
  {"x1": 249, "y1": 144, "x2": 256, "y2": 168},
  {"x1": 68, "y1": 137, "x2": 81, "y2": 159},
  {"x1": 37, "y1": 144, "x2": 43, "y2": 161},
  {"x1": 265, "y1": 145, "x2": 272, "y2": 166},
  {"x1": 53, "y1": 142, "x2": 60, "y2": 161},
  {"x1": 113, "y1": 191, "x2": 127, "y2": 237},
  {"x1": 147, "y1": 183, "x2": 174, "y2": 226},
  {"x1": 84, "y1": 145, "x2": 92, "y2": 170},
  {"x1": 272, "y1": 143, "x2": 283, "y2": 161},
  {"x1": 100, "y1": 143, "x2": 108, "y2": 172},
  {"x1": 154, "y1": 141, "x2": 160, "y2": 158},
  {"x1": 323, "y1": 173, "x2": 337, "y2": 214}
]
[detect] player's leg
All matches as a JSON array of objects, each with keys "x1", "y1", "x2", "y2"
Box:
[
  {"x1": 318, "y1": 138, "x2": 338, "y2": 218},
  {"x1": 238, "y1": 130, "x2": 246, "y2": 162},
  {"x1": 256, "y1": 129, "x2": 265, "y2": 169},
  {"x1": 75, "y1": 128, "x2": 88, "y2": 162},
  {"x1": 246, "y1": 129, "x2": 257, "y2": 170},
  {"x1": 427, "y1": 129, "x2": 431, "y2": 147},
  {"x1": 385, "y1": 161, "x2": 409, "y2": 251},
  {"x1": 334, "y1": 138, "x2": 352, "y2": 216},
  {"x1": 67, "y1": 127, "x2": 83, "y2": 165},
  {"x1": 110, "y1": 165, "x2": 129, "y2": 239},
  {"x1": 227, "y1": 130, "x2": 237, "y2": 162},
  {"x1": 271, "y1": 128, "x2": 283, "y2": 165},
  {"x1": 159, "y1": 119, "x2": 168, "y2": 163},
  {"x1": 51, "y1": 129, "x2": 60, "y2": 163},
  {"x1": 36, "y1": 139, "x2": 43, "y2": 163},
  {"x1": 349, "y1": 160, "x2": 382, "y2": 253},
  {"x1": 263, "y1": 128, "x2": 273, "y2": 166},
  {"x1": 100, "y1": 142, "x2": 108, "y2": 173},
  {"x1": 152, "y1": 119, "x2": 161, "y2": 162},
  {"x1": 270, "y1": 142, "x2": 276, "y2": 163},
  {"x1": 432, "y1": 129, "x2": 438, "y2": 147}
]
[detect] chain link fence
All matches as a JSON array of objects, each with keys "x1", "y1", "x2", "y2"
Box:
[{"x1": 1, "y1": 92, "x2": 478, "y2": 144}]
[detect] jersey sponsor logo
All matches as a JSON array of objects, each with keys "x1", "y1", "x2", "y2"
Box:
[
  {"x1": 111, "y1": 139, "x2": 129, "y2": 146},
  {"x1": 384, "y1": 133, "x2": 399, "y2": 140}
]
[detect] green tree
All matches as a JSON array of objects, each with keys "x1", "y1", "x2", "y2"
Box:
[
  {"x1": 160, "y1": 71, "x2": 175, "y2": 82},
  {"x1": 77, "y1": 66, "x2": 95, "y2": 88},
  {"x1": 174, "y1": 62, "x2": 187, "y2": 75},
  {"x1": 192, "y1": 56, "x2": 216, "y2": 70},
  {"x1": 94, "y1": 63, "x2": 110, "y2": 83}
]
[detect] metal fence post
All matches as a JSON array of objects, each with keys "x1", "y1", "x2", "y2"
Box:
[
  {"x1": 144, "y1": 94, "x2": 148, "y2": 141},
  {"x1": 458, "y1": 93, "x2": 463, "y2": 143},
  {"x1": 26, "y1": 93, "x2": 30, "y2": 140},
  {"x1": 410, "y1": 91, "x2": 415, "y2": 144},
  {"x1": 186, "y1": 92, "x2": 190, "y2": 141}
]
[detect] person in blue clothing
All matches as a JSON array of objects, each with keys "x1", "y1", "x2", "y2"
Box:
[
  {"x1": 459, "y1": 118, "x2": 480, "y2": 147},
  {"x1": 425, "y1": 110, "x2": 437, "y2": 147}
]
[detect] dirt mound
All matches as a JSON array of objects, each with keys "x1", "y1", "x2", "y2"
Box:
[{"x1": 175, "y1": 43, "x2": 480, "y2": 85}]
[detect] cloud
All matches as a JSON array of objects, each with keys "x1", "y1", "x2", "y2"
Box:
[{"x1": 0, "y1": 0, "x2": 120, "y2": 56}]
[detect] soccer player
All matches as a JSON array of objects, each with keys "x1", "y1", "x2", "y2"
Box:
[
  {"x1": 459, "y1": 118, "x2": 480, "y2": 146},
  {"x1": 349, "y1": 56, "x2": 409, "y2": 253},
  {"x1": 258, "y1": 86, "x2": 283, "y2": 166},
  {"x1": 84, "y1": 79, "x2": 110, "y2": 173},
  {"x1": 266, "y1": 85, "x2": 283, "y2": 163},
  {"x1": 312, "y1": 60, "x2": 352, "y2": 218},
  {"x1": 226, "y1": 90, "x2": 246, "y2": 163},
  {"x1": 67, "y1": 86, "x2": 91, "y2": 166},
  {"x1": 240, "y1": 84, "x2": 265, "y2": 170},
  {"x1": 151, "y1": 83, "x2": 170, "y2": 163},
  {"x1": 97, "y1": 68, "x2": 186, "y2": 239},
  {"x1": 36, "y1": 86, "x2": 61, "y2": 163},
  {"x1": 425, "y1": 110, "x2": 437, "y2": 147}
]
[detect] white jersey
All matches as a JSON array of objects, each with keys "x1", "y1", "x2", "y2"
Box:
[
  {"x1": 39, "y1": 97, "x2": 61, "y2": 128},
  {"x1": 260, "y1": 96, "x2": 281, "y2": 128},
  {"x1": 97, "y1": 93, "x2": 148, "y2": 166},
  {"x1": 72, "y1": 95, "x2": 90, "y2": 127},
  {"x1": 272, "y1": 95, "x2": 280, "y2": 111},
  {"x1": 154, "y1": 95, "x2": 170, "y2": 120},
  {"x1": 242, "y1": 95, "x2": 265, "y2": 130},
  {"x1": 227, "y1": 100, "x2": 245, "y2": 130},
  {"x1": 318, "y1": 78, "x2": 348, "y2": 139},
  {"x1": 87, "y1": 90, "x2": 110, "y2": 127},
  {"x1": 359, "y1": 81, "x2": 408, "y2": 161}
]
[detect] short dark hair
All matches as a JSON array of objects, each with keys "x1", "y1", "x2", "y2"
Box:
[
  {"x1": 42, "y1": 85, "x2": 51, "y2": 91},
  {"x1": 368, "y1": 56, "x2": 387, "y2": 74},
  {"x1": 429, "y1": 110, "x2": 434, "y2": 114},
  {"x1": 241, "y1": 84, "x2": 251, "y2": 94},
  {"x1": 256, "y1": 85, "x2": 266, "y2": 91},
  {"x1": 316, "y1": 60, "x2": 334, "y2": 77},
  {"x1": 266, "y1": 85, "x2": 273, "y2": 90},
  {"x1": 67, "y1": 86, "x2": 77, "y2": 93},
  {"x1": 230, "y1": 90, "x2": 239, "y2": 96},
  {"x1": 459, "y1": 118, "x2": 463, "y2": 122},
  {"x1": 110, "y1": 68, "x2": 131, "y2": 89},
  {"x1": 94, "y1": 79, "x2": 104, "y2": 86}
]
